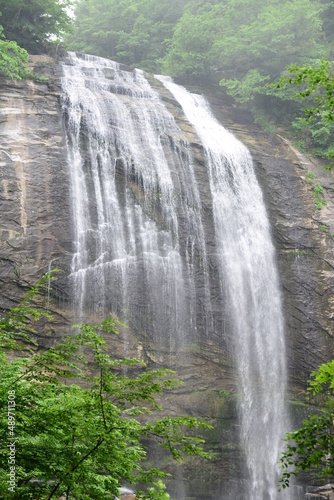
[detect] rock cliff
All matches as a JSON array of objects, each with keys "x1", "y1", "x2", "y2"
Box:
[
  {"x1": 0, "y1": 55, "x2": 73, "y2": 334},
  {"x1": 0, "y1": 55, "x2": 333, "y2": 499}
]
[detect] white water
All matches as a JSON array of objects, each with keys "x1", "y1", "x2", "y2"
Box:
[
  {"x1": 61, "y1": 52, "x2": 290, "y2": 499},
  {"x1": 159, "y1": 77, "x2": 290, "y2": 499},
  {"x1": 61, "y1": 52, "x2": 213, "y2": 343}
]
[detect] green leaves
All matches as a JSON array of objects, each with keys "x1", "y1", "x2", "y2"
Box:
[
  {"x1": 273, "y1": 58, "x2": 334, "y2": 169},
  {"x1": 0, "y1": 37, "x2": 30, "y2": 80},
  {"x1": 275, "y1": 59, "x2": 334, "y2": 124},
  {"x1": 0, "y1": 271, "x2": 55, "y2": 351},
  {"x1": 67, "y1": 0, "x2": 184, "y2": 72},
  {"x1": 220, "y1": 70, "x2": 270, "y2": 103},
  {"x1": 0, "y1": 276, "x2": 211, "y2": 499},
  {"x1": 279, "y1": 412, "x2": 334, "y2": 490},
  {"x1": 163, "y1": 0, "x2": 324, "y2": 81},
  {"x1": 0, "y1": 0, "x2": 74, "y2": 53},
  {"x1": 279, "y1": 360, "x2": 334, "y2": 490},
  {"x1": 308, "y1": 360, "x2": 334, "y2": 396}
]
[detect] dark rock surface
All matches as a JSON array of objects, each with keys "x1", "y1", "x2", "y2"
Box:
[{"x1": 0, "y1": 55, "x2": 73, "y2": 332}]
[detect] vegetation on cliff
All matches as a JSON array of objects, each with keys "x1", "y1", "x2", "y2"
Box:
[
  {"x1": 0, "y1": 30, "x2": 30, "y2": 80},
  {"x1": 0, "y1": 275, "x2": 211, "y2": 499},
  {"x1": 275, "y1": 58, "x2": 334, "y2": 169},
  {"x1": 66, "y1": 0, "x2": 334, "y2": 162},
  {"x1": 275, "y1": 57, "x2": 334, "y2": 487},
  {"x1": 279, "y1": 361, "x2": 334, "y2": 489}
]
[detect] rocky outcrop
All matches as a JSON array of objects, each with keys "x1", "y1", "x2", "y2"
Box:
[
  {"x1": 306, "y1": 484, "x2": 334, "y2": 499},
  {"x1": 0, "y1": 55, "x2": 73, "y2": 335}
]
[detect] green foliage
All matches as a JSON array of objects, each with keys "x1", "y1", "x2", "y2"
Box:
[
  {"x1": 66, "y1": 0, "x2": 184, "y2": 72},
  {"x1": 0, "y1": 0, "x2": 74, "y2": 53},
  {"x1": 163, "y1": 0, "x2": 324, "y2": 84},
  {"x1": 276, "y1": 59, "x2": 334, "y2": 124},
  {"x1": 306, "y1": 171, "x2": 315, "y2": 184},
  {"x1": 138, "y1": 480, "x2": 170, "y2": 499},
  {"x1": 279, "y1": 360, "x2": 334, "y2": 490},
  {"x1": 162, "y1": 2, "x2": 224, "y2": 77},
  {"x1": 290, "y1": 117, "x2": 334, "y2": 160},
  {"x1": 274, "y1": 59, "x2": 334, "y2": 169},
  {"x1": 0, "y1": 274, "x2": 211, "y2": 499},
  {"x1": 303, "y1": 173, "x2": 327, "y2": 210},
  {"x1": 0, "y1": 25, "x2": 31, "y2": 80},
  {"x1": 313, "y1": 183, "x2": 327, "y2": 210},
  {"x1": 220, "y1": 70, "x2": 270, "y2": 103},
  {"x1": 0, "y1": 271, "x2": 54, "y2": 350}
]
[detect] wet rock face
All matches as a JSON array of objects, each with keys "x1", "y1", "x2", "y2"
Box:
[
  {"x1": 2, "y1": 57, "x2": 332, "y2": 388},
  {"x1": 0, "y1": 56, "x2": 73, "y2": 326},
  {"x1": 306, "y1": 484, "x2": 334, "y2": 499}
]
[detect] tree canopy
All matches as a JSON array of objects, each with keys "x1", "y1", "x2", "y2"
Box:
[
  {"x1": 0, "y1": 0, "x2": 73, "y2": 54},
  {"x1": 164, "y1": 0, "x2": 324, "y2": 81},
  {"x1": 66, "y1": 0, "x2": 184, "y2": 72},
  {"x1": 0, "y1": 274, "x2": 211, "y2": 499},
  {"x1": 274, "y1": 59, "x2": 334, "y2": 168}
]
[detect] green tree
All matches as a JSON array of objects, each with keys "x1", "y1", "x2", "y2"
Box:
[
  {"x1": 279, "y1": 361, "x2": 334, "y2": 490},
  {"x1": 0, "y1": 0, "x2": 73, "y2": 53},
  {"x1": 275, "y1": 59, "x2": 334, "y2": 125},
  {"x1": 0, "y1": 274, "x2": 211, "y2": 499},
  {"x1": 162, "y1": 2, "x2": 224, "y2": 78},
  {"x1": 66, "y1": 0, "x2": 184, "y2": 72},
  {"x1": 274, "y1": 58, "x2": 334, "y2": 168},
  {"x1": 162, "y1": 0, "x2": 324, "y2": 85},
  {"x1": 216, "y1": 0, "x2": 324, "y2": 98}
]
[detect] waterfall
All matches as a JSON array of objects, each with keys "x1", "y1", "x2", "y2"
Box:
[
  {"x1": 159, "y1": 77, "x2": 290, "y2": 499},
  {"x1": 61, "y1": 52, "x2": 290, "y2": 499},
  {"x1": 61, "y1": 52, "x2": 213, "y2": 344}
]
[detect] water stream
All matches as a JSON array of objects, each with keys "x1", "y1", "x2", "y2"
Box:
[
  {"x1": 61, "y1": 52, "x2": 291, "y2": 499},
  {"x1": 159, "y1": 77, "x2": 291, "y2": 499}
]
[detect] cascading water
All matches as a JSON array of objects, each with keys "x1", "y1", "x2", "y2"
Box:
[
  {"x1": 159, "y1": 77, "x2": 291, "y2": 499},
  {"x1": 61, "y1": 52, "x2": 213, "y2": 345},
  {"x1": 61, "y1": 52, "x2": 291, "y2": 499}
]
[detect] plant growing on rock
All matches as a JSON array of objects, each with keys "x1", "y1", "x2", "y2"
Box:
[
  {"x1": 313, "y1": 183, "x2": 326, "y2": 210},
  {"x1": 274, "y1": 59, "x2": 334, "y2": 171},
  {"x1": 306, "y1": 171, "x2": 315, "y2": 184},
  {"x1": 0, "y1": 28, "x2": 31, "y2": 80}
]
